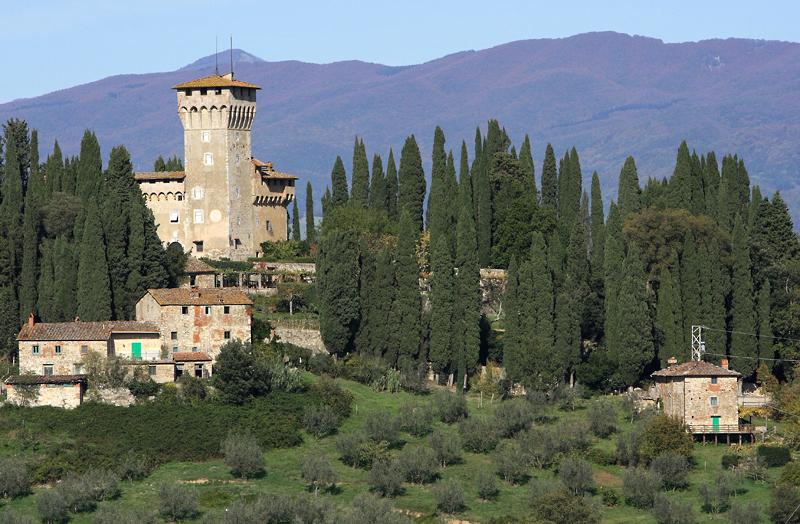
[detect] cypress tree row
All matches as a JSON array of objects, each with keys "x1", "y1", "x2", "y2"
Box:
[
  {"x1": 350, "y1": 137, "x2": 369, "y2": 209},
  {"x1": 390, "y1": 209, "x2": 422, "y2": 363},
  {"x1": 540, "y1": 143, "x2": 558, "y2": 209},
  {"x1": 76, "y1": 197, "x2": 112, "y2": 322},
  {"x1": 385, "y1": 148, "x2": 399, "y2": 221},
  {"x1": 617, "y1": 156, "x2": 642, "y2": 220},
  {"x1": 305, "y1": 182, "x2": 316, "y2": 244},
  {"x1": 369, "y1": 154, "x2": 386, "y2": 213},
  {"x1": 429, "y1": 235, "x2": 455, "y2": 379},
  {"x1": 292, "y1": 199, "x2": 301, "y2": 241},
  {"x1": 398, "y1": 136, "x2": 426, "y2": 232},
  {"x1": 427, "y1": 126, "x2": 448, "y2": 252},
  {"x1": 317, "y1": 227, "x2": 360, "y2": 356},
  {"x1": 615, "y1": 243, "x2": 653, "y2": 388},
  {"x1": 730, "y1": 214, "x2": 758, "y2": 377},
  {"x1": 329, "y1": 156, "x2": 349, "y2": 210}
]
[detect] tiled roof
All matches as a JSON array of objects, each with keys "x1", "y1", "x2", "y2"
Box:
[
  {"x1": 134, "y1": 172, "x2": 185, "y2": 181},
  {"x1": 651, "y1": 360, "x2": 741, "y2": 377},
  {"x1": 5, "y1": 374, "x2": 87, "y2": 385},
  {"x1": 18, "y1": 321, "x2": 160, "y2": 341},
  {"x1": 173, "y1": 74, "x2": 261, "y2": 90},
  {"x1": 145, "y1": 288, "x2": 253, "y2": 306},
  {"x1": 173, "y1": 352, "x2": 212, "y2": 362},
  {"x1": 252, "y1": 158, "x2": 298, "y2": 180},
  {"x1": 185, "y1": 257, "x2": 215, "y2": 274}
]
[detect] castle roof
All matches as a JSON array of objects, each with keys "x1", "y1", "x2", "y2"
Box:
[
  {"x1": 651, "y1": 360, "x2": 741, "y2": 378},
  {"x1": 173, "y1": 352, "x2": 212, "y2": 362},
  {"x1": 185, "y1": 257, "x2": 216, "y2": 274},
  {"x1": 18, "y1": 321, "x2": 160, "y2": 341},
  {"x1": 173, "y1": 74, "x2": 261, "y2": 90},
  {"x1": 134, "y1": 171, "x2": 185, "y2": 181},
  {"x1": 252, "y1": 158, "x2": 298, "y2": 180},
  {"x1": 5, "y1": 374, "x2": 87, "y2": 385},
  {"x1": 144, "y1": 288, "x2": 253, "y2": 306}
]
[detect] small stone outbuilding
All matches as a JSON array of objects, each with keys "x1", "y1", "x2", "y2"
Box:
[
  {"x1": 5, "y1": 375, "x2": 87, "y2": 409},
  {"x1": 651, "y1": 357, "x2": 742, "y2": 431},
  {"x1": 184, "y1": 257, "x2": 217, "y2": 288}
]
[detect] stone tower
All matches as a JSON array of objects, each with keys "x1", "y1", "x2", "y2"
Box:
[{"x1": 173, "y1": 73, "x2": 260, "y2": 260}]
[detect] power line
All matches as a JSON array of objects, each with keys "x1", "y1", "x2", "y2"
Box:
[
  {"x1": 702, "y1": 326, "x2": 800, "y2": 344},
  {"x1": 703, "y1": 351, "x2": 800, "y2": 364}
]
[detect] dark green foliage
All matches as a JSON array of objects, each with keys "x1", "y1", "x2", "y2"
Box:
[
  {"x1": 303, "y1": 404, "x2": 339, "y2": 439},
  {"x1": 157, "y1": 482, "x2": 198, "y2": 521},
  {"x1": 615, "y1": 243, "x2": 654, "y2": 387},
  {"x1": 476, "y1": 468, "x2": 499, "y2": 500},
  {"x1": 433, "y1": 477, "x2": 465, "y2": 513},
  {"x1": 0, "y1": 458, "x2": 29, "y2": 499},
  {"x1": 587, "y1": 401, "x2": 617, "y2": 438},
  {"x1": 667, "y1": 141, "x2": 692, "y2": 212},
  {"x1": 221, "y1": 429, "x2": 265, "y2": 479},
  {"x1": 559, "y1": 458, "x2": 594, "y2": 495},
  {"x1": 366, "y1": 459, "x2": 403, "y2": 497},
  {"x1": 399, "y1": 402, "x2": 434, "y2": 437},
  {"x1": 651, "y1": 493, "x2": 694, "y2": 524},
  {"x1": 317, "y1": 228, "x2": 360, "y2": 356},
  {"x1": 335, "y1": 431, "x2": 366, "y2": 468},
  {"x1": 493, "y1": 441, "x2": 528, "y2": 484},
  {"x1": 617, "y1": 156, "x2": 642, "y2": 219},
  {"x1": 429, "y1": 428, "x2": 461, "y2": 468},
  {"x1": 398, "y1": 135, "x2": 426, "y2": 231},
  {"x1": 0, "y1": 507, "x2": 35, "y2": 524},
  {"x1": 390, "y1": 209, "x2": 421, "y2": 362},
  {"x1": 127, "y1": 378, "x2": 160, "y2": 401},
  {"x1": 292, "y1": 198, "x2": 301, "y2": 240},
  {"x1": 492, "y1": 399, "x2": 534, "y2": 437},
  {"x1": 429, "y1": 235, "x2": 455, "y2": 375},
  {"x1": 350, "y1": 137, "x2": 370, "y2": 209},
  {"x1": 432, "y1": 389, "x2": 468, "y2": 423},
  {"x1": 398, "y1": 444, "x2": 438, "y2": 484},
  {"x1": 385, "y1": 148, "x2": 398, "y2": 221},
  {"x1": 76, "y1": 130, "x2": 103, "y2": 203},
  {"x1": 650, "y1": 451, "x2": 690, "y2": 492},
  {"x1": 642, "y1": 416, "x2": 693, "y2": 463},
  {"x1": 298, "y1": 451, "x2": 337, "y2": 493},
  {"x1": 532, "y1": 488, "x2": 601, "y2": 524},
  {"x1": 458, "y1": 417, "x2": 498, "y2": 453},
  {"x1": 369, "y1": 153, "x2": 386, "y2": 212},
  {"x1": 329, "y1": 156, "x2": 348, "y2": 210},
  {"x1": 541, "y1": 143, "x2": 558, "y2": 209},
  {"x1": 305, "y1": 182, "x2": 316, "y2": 244},
  {"x1": 769, "y1": 484, "x2": 800, "y2": 524},
  {"x1": 363, "y1": 410, "x2": 401, "y2": 446},
  {"x1": 622, "y1": 468, "x2": 661, "y2": 508},
  {"x1": 153, "y1": 155, "x2": 166, "y2": 172},
  {"x1": 37, "y1": 487, "x2": 68, "y2": 524},
  {"x1": 728, "y1": 499, "x2": 762, "y2": 524},
  {"x1": 731, "y1": 214, "x2": 758, "y2": 377},
  {"x1": 427, "y1": 126, "x2": 449, "y2": 248},
  {"x1": 75, "y1": 197, "x2": 112, "y2": 321},
  {"x1": 758, "y1": 445, "x2": 792, "y2": 468},
  {"x1": 697, "y1": 470, "x2": 733, "y2": 514}
]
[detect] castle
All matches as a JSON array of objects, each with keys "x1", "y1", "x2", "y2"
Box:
[{"x1": 134, "y1": 72, "x2": 297, "y2": 261}]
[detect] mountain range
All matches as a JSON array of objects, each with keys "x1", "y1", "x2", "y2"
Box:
[{"x1": 3, "y1": 31, "x2": 800, "y2": 225}]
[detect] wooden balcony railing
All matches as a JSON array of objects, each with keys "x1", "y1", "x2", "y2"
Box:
[{"x1": 688, "y1": 424, "x2": 754, "y2": 434}]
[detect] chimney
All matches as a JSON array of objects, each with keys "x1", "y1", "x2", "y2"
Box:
[
  {"x1": 75, "y1": 317, "x2": 81, "y2": 323},
  {"x1": 28, "y1": 313, "x2": 34, "y2": 327},
  {"x1": 668, "y1": 357, "x2": 677, "y2": 371},
  {"x1": 721, "y1": 359, "x2": 729, "y2": 370}
]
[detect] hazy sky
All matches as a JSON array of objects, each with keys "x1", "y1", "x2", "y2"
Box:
[{"x1": 2, "y1": 0, "x2": 799, "y2": 104}]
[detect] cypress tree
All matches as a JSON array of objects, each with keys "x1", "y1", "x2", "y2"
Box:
[
  {"x1": 139, "y1": 206, "x2": 170, "y2": 290},
  {"x1": 62, "y1": 155, "x2": 77, "y2": 196},
  {"x1": 126, "y1": 200, "x2": 146, "y2": 306},
  {"x1": 444, "y1": 151, "x2": 458, "y2": 257},
  {"x1": 540, "y1": 143, "x2": 558, "y2": 209},
  {"x1": 697, "y1": 245, "x2": 713, "y2": 344},
  {"x1": 429, "y1": 235, "x2": 455, "y2": 376},
  {"x1": 671, "y1": 249, "x2": 686, "y2": 354},
  {"x1": 369, "y1": 154, "x2": 386, "y2": 213},
  {"x1": 680, "y1": 231, "x2": 700, "y2": 346},
  {"x1": 706, "y1": 238, "x2": 729, "y2": 359},
  {"x1": 18, "y1": 183, "x2": 39, "y2": 323},
  {"x1": 762, "y1": 192, "x2": 798, "y2": 261},
  {"x1": 604, "y1": 202, "x2": 624, "y2": 354},
  {"x1": 1, "y1": 137, "x2": 24, "y2": 287},
  {"x1": 154, "y1": 155, "x2": 166, "y2": 172},
  {"x1": 76, "y1": 197, "x2": 112, "y2": 321},
  {"x1": 386, "y1": 148, "x2": 399, "y2": 221},
  {"x1": 717, "y1": 179, "x2": 733, "y2": 234},
  {"x1": 471, "y1": 127, "x2": 483, "y2": 229},
  {"x1": 617, "y1": 156, "x2": 642, "y2": 220},
  {"x1": 690, "y1": 149, "x2": 705, "y2": 216},
  {"x1": 730, "y1": 214, "x2": 758, "y2": 377},
  {"x1": 519, "y1": 134, "x2": 536, "y2": 196},
  {"x1": 305, "y1": 182, "x2": 316, "y2": 244},
  {"x1": 329, "y1": 156, "x2": 349, "y2": 210},
  {"x1": 390, "y1": 209, "x2": 422, "y2": 363},
  {"x1": 53, "y1": 235, "x2": 77, "y2": 322},
  {"x1": 37, "y1": 240, "x2": 55, "y2": 322},
  {"x1": 458, "y1": 140, "x2": 473, "y2": 227},
  {"x1": 320, "y1": 187, "x2": 331, "y2": 218},
  {"x1": 757, "y1": 280, "x2": 773, "y2": 367},
  {"x1": 657, "y1": 267, "x2": 680, "y2": 365},
  {"x1": 736, "y1": 158, "x2": 751, "y2": 217},
  {"x1": 45, "y1": 140, "x2": 64, "y2": 195},
  {"x1": 547, "y1": 233, "x2": 565, "y2": 294},
  {"x1": 503, "y1": 255, "x2": 521, "y2": 379},
  {"x1": 292, "y1": 198, "x2": 301, "y2": 241},
  {"x1": 749, "y1": 185, "x2": 765, "y2": 233},
  {"x1": 668, "y1": 141, "x2": 692, "y2": 211},
  {"x1": 104, "y1": 145, "x2": 134, "y2": 320},
  {"x1": 616, "y1": 243, "x2": 653, "y2": 387},
  {"x1": 0, "y1": 285, "x2": 19, "y2": 362},
  {"x1": 370, "y1": 245, "x2": 396, "y2": 359},
  {"x1": 428, "y1": 126, "x2": 448, "y2": 250},
  {"x1": 475, "y1": 122, "x2": 499, "y2": 268},
  {"x1": 455, "y1": 186, "x2": 481, "y2": 385},
  {"x1": 704, "y1": 151, "x2": 720, "y2": 221},
  {"x1": 398, "y1": 135, "x2": 426, "y2": 232},
  {"x1": 354, "y1": 239, "x2": 376, "y2": 355},
  {"x1": 317, "y1": 228, "x2": 360, "y2": 356},
  {"x1": 553, "y1": 287, "x2": 579, "y2": 386},
  {"x1": 350, "y1": 137, "x2": 369, "y2": 209},
  {"x1": 586, "y1": 172, "x2": 606, "y2": 341},
  {"x1": 529, "y1": 233, "x2": 555, "y2": 387},
  {"x1": 560, "y1": 147, "x2": 582, "y2": 245},
  {"x1": 76, "y1": 130, "x2": 102, "y2": 203}
]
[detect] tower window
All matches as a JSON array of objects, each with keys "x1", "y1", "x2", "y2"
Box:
[
  {"x1": 236, "y1": 216, "x2": 240, "y2": 225},
  {"x1": 202, "y1": 131, "x2": 210, "y2": 142},
  {"x1": 194, "y1": 188, "x2": 202, "y2": 199},
  {"x1": 177, "y1": 193, "x2": 183, "y2": 201},
  {"x1": 200, "y1": 88, "x2": 207, "y2": 95},
  {"x1": 55, "y1": 345, "x2": 62, "y2": 355},
  {"x1": 215, "y1": 88, "x2": 221, "y2": 95},
  {"x1": 710, "y1": 397, "x2": 718, "y2": 406},
  {"x1": 194, "y1": 241, "x2": 204, "y2": 253},
  {"x1": 711, "y1": 377, "x2": 718, "y2": 385},
  {"x1": 184, "y1": 89, "x2": 192, "y2": 96},
  {"x1": 149, "y1": 365, "x2": 156, "y2": 376},
  {"x1": 224, "y1": 331, "x2": 231, "y2": 339},
  {"x1": 205, "y1": 306, "x2": 212, "y2": 315},
  {"x1": 194, "y1": 210, "x2": 204, "y2": 223},
  {"x1": 182, "y1": 306, "x2": 189, "y2": 315},
  {"x1": 81, "y1": 345, "x2": 88, "y2": 354},
  {"x1": 266, "y1": 220, "x2": 272, "y2": 232},
  {"x1": 43, "y1": 365, "x2": 53, "y2": 376},
  {"x1": 171, "y1": 332, "x2": 178, "y2": 340},
  {"x1": 256, "y1": 217, "x2": 260, "y2": 227},
  {"x1": 32, "y1": 345, "x2": 39, "y2": 355},
  {"x1": 236, "y1": 154, "x2": 240, "y2": 164},
  {"x1": 170, "y1": 211, "x2": 179, "y2": 223},
  {"x1": 204, "y1": 153, "x2": 213, "y2": 165},
  {"x1": 224, "y1": 306, "x2": 230, "y2": 314},
  {"x1": 236, "y1": 131, "x2": 240, "y2": 141},
  {"x1": 235, "y1": 188, "x2": 239, "y2": 198}
]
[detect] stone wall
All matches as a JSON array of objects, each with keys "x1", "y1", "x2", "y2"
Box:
[
  {"x1": 6, "y1": 382, "x2": 83, "y2": 409},
  {"x1": 87, "y1": 387, "x2": 136, "y2": 407},
  {"x1": 684, "y1": 375, "x2": 739, "y2": 426},
  {"x1": 20, "y1": 339, "x2": 107, "y2": 375},
  {"x1": 274, "y1": 328, "x2": 326, "y2": 355}
]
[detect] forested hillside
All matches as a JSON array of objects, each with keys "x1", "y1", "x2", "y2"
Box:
[
  {"x1": 0, "y1": 120, "x2": 182, "y2": 364},
  {"x1": 316, "y1": 124, "x2": 799, "y2": 388}
]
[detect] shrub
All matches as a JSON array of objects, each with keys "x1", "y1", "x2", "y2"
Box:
[
  {"x1": 303, "y1": 404, "x2": 339, "y2": 439},
  {"x1": 432, "y1": 389, "x2": 468, "y2": 423},
  {"x1": 587, "y1": 401, "x2": 618, "y2": 439},
  {"x1": 598, "y1": 486, "x2": 620, "y2": 507},
  {"x1": 221, "y1": 429, "x2": 264, "y2": 479},
  {"x1": 127, "y1": 378, "x2": 161, "y2": 401},
  {"x1": 0, "y1": 458, "x2": 29, "y2": 499},
  {"x1": 57, "y1": 472, "x2": 94, "y2": 514},
  {"x1": 493, "y1": 441, "x2": 529, "y2": 484},
  {"x1": 198, "y1": 490, "x2": 233, "y2": 508},
  {"x1": 37, "y1": 488, "x2": 68, "y2": 524},
  {"x1": 358, "y1": 440, "x2": 391, "y2": 468},
  {"x1": 651, "y1": 493, "x2": 695, "y2": 524},
  {"x1": 116, "y1": 449, "x2": 149, "y2": 484},
  {"x1": 353, "y1": 356, "x2": 387, "y2": 386},
  {"x1": 476, "y1": 468, "x2": 498, "y2": 500},
  {"x1": 364, "y1": 411, "x2": 401, "y2": 446},
  {"x1": 758, "y1": 444, "x2": 792, "y2": 468},
  {"x1": 697, "y1": 470, "x2": 733, "y2": 514},
  {"x1": 650, "y1": 451, "x2": 690, "y2": 492},
  {"x1": 459, "y1": 417, "x2": 499, "y2": 453},
  {"x1": 336, "y1": 431, "x2": 366, "y2": 468},
  {"x1": 768, "y1": 484, "x2": 800, "y2": 524},
  {"x1": 371, "y1": 368, "x2": 403, "y2": 393},
  {"x1": 559, "y1": 458, "x2": 594, "y2": 496},
  {"x1": 641, "y1": 415, "x2": 693, "y2": 463},
  {"x1": 493, "y1": 399, "x2": 534, "y2": 438},
  {"x1": 429, "y1": 429, "x2": 461, "y2": 468},
  {"x1": 92, "y1": 505, "x2": 158, "y2": 524},
  {"x1": 728, "y1": 499, "x2": 762, "y2": 524},
  {"x1": 529, "y1": 477, "x2": 559, "y2": 506},
  {"x1": 398, "y1": 445, "x2": 438, "y2": 484},
  {"x1": 81, "y1": 468, "x2": 119, "y2": 502},
  {"x1": 298, "y1": 451, "x2": 337, "y2": 494},
  {"x1": 263, "y1": 360, "x2": 304, "y2": 393},
  {"x1": 308, "y1": 353, "x2": 332, "y2": 375},
  {"x1": 366, "y1": 459, "x2": 403, "y2": 497},
  {"x1": 345, "y1": 493, "x2": 414, "y2": 524},
  {"x1": 0, "y1": 507, "x2": 35, "y2": 524},
  {"x1": 400, "y1": 360, "x2": 429, "y2": 394},
  {"x1": 531, "y1": 488, "x2": 601, "y2": 524},
  {"x1": 178, "y1": 374, "x2": 207, "y2": 402},
  {"x1": 622, "y1": 468, "x2": 661, "y2": 509},
  {"x1": 308, "y1": 375, "x2": 353, "y2": 418},
  {"x1": 555, "y1": 383, "x2": 584, "y2": 411},
  {"x1": 783, "y1": 461, "x2": 800, "y2": 486},
  {"x1": 616, "y1": 424, "x2": 644, "y2": 467},
  {"x1": 399, "y1": 402, "x2": 434, "y2": 436},
  {"x1": 157, "y1": 482, "x2": 198, "y2": 521},
  {"x1": 433, "y1": 478, "x2": 465, "y2": 513},
  {"x1": 537, "y1": 420, "x2": 593, "y2": 465},
  {"x1": 721, "y1": 453, "x2": 740, "y2": 471}
]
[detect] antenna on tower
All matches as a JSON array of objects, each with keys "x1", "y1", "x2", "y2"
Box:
[
  {"x1": 215, "y1": 37, "x2": 219, "y2": 75},
  {"x1": 691, "y1": 325, "x2": 706, "y2": 361},
  {"x1": 230, "y1": 35, "x2": 233, "y2": 79}
]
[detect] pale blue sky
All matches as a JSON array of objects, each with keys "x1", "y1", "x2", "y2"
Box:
[{"x1": 2, "y1": 0, "x2": 799, "y2": 104}]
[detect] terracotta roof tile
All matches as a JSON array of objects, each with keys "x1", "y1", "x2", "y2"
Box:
[
  {"x1": 134, "y1": 172, "x2": 186, "y2": 181},
  {"x1": 185, "y1": 257, "x2": 215, "y2": 274},
  {"x1": 252, "y1": 158, "x2": 298, "y2": 180},
  {"x1": 173, "y1": 352, "x2": 212, "y2": 362},
  {"x1": 651, "y1": 360, "x2": 741, "y2": 377},
  {"x1": 146, "y1": 288, "x2": 253, "y2": 306},
  {"x1": 17, "y1": 321, "x2": 160, "y2": 341},
  {"x1": 173, "y1": 74, "x2": 261, "y2": 90},
  {"x1": 5, "y1": 375, "x2": 87, "y2": 385}
]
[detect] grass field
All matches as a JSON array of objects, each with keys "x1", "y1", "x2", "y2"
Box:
[{"x1": 0, "y1": 373, "x2": 787, "y2": 523}]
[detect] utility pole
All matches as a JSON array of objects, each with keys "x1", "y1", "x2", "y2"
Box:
[{"x1": 691, "y1": 325, "x2": 705, "y2": 361}]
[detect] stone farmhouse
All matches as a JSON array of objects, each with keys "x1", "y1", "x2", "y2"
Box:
[
  {"x1": 651, "y1": 357, "x2": 752, "y2": 444},
  {"x1": 134, "y1": 72, "x2": 297, "y2": 261}
]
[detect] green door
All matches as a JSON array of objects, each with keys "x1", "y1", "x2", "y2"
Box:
[
  {"x1": 712, "y1": 416, "x2": 720, "y2": 432},
  {"x1": 132, "y1": 342, "x2": 141, "y2": 360}
]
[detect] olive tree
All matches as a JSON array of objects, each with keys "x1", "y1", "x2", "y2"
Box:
[{"x1": 221, "y1": 430, "x2": 265, "y2": 479}]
